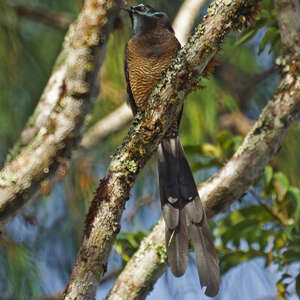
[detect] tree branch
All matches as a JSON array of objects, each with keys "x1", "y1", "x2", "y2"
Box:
[
  {"x1": 106, "y1": 0, "x2": 300, "y2": 298},
  {"x1": 275, "y1": 0, "x2": 300, "y2": 55},
  {"x1": 0, "y1": 0, "x2": 121, "y2": 227},
  {"x1": 63, "y1": 0, "x2": 262, "y2": 298},
  {"x1": 219, "y1": 112, "x2": 254, "y2": 136},
  {"x1": 80, "y1": 103, "x2": 132, "y2": 150},
  {"x1": 173, "y1": 0, "x2": 208, "y2": 45}
]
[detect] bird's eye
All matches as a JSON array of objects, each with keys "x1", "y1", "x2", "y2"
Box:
[{"x1": 137, "y1": 5, "x2": 147, "y2": 12}]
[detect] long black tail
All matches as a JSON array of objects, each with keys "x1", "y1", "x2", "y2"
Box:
[{"x1": 157, "y1": 137, "x2": 220, "y2": 297}]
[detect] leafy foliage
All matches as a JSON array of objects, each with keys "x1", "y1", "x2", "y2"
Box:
[
  {"x1": 235, "y1": 0, "x2": 281, "y2": 55},
  {"x1": 114, "y1": 231, "x2": 147, "y2": 263},
  {"x1": 216, "y1": 165, "x2": 300, "y2": 299}
]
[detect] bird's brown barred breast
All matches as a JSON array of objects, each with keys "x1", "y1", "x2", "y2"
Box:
[{"x1": 126, "y1": 30, "x2": 180, "y2": 110}]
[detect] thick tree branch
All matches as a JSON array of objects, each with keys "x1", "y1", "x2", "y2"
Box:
[
  {"x1": 106, "y1": 0, "x2": 300, "y2": 298},
  {"x1": 0, "y1": 0, "x2": 121, "y2": 227},
  {"x1": 63, "y1": 0, "x2": 262, "y2": 298}
]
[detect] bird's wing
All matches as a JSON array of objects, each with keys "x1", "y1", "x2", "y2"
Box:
[{"x1": 124, "y1": 43, "x2": 138, "y2": 115}]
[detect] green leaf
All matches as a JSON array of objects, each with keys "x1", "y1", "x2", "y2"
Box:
[
  {"x1": 282, "y1": 249, "x2": 300, "y2": 262},
  {"x1": 258, "y1": 26, "x2": 280, "y2": 54},
  {"x1": 202, "y1": 143, "x2": 221, "y2": 158},
  {"x1": 114, "y1": 231, "x2": 147, "y2": 262},
  {"x1": 233, "y1": 135, "x2": 244, "y2": 151},
  {"x1": 220, "y1": 249, "x2": 265, "y2": 274},
  {"x1": 234, "y1": 29, "x2": 257, "y2": 48},
  {"x1": 220, "y1": 219, "x2": 259, "y2": 243},
  {"x1": 216, "y1": 130, "x2": 233, "y2": 146},
  {"x1": 273, "y1": 172, "x2": 289, "y2": 200},
  {"x1": 287, "y1": 187, "x2": 300, "y2": 215},
  {"x1": 264, "y1": 165, "x2": 273, "y2": 186},
  {"x1": 287, "y1": 241, "x2": 300, "y2": 252}
]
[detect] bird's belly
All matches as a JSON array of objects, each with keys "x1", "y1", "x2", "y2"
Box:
[{"x1": 128, "y1": 59, "x2": 163, "y2": 108}]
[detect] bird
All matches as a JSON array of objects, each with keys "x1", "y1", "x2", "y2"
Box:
[{"x1": 123, "y1": 4, "x2": 220, "y2": 297}]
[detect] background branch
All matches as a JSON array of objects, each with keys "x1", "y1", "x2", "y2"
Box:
[
  {"x1": 80, "y1": 103, "x2": 132, "y2": 150},
  {"x1": 173, "y1": 0, "x2": 208, "y2": 45},
  {"x1": 0, "y1": 0, "x2": 121, "y2": 228},
  {"x1": 219, "y1": 112, "x2": 254, "y2": 136}
]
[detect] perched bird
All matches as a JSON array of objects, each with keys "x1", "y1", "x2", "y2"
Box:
[{"x1": 124, "y1": 4, "x2": 220, "y2": 297}]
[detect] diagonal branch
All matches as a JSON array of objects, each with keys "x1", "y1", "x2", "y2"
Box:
[
  {"x1": 106, "y1": 0, "x2": 300, "y2": 298},
  {"x1": 0, "y1": 0, "x2": 121, "y2": 228},
  {"x1": 63, "y1": 0, "x2": 262, "y2": 298}
]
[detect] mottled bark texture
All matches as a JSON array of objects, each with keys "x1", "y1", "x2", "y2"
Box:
[
  {"x1": 0, "y1": 0, "x2": 121, "y2": 227},
  {"x1": 106, "y1": 0, "x2": 300, "y2": 299},
  {"x1": 63, "y1": 0, "x2": 262, "y2": 299}
]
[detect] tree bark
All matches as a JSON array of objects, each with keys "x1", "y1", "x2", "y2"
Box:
[
  {"x1": 0, "y1": 0, "x2": 121, "y2": 228},
  {"x1": 106, "y1": 0, "x2": 300, "y2": 298},
  {"x1": 63, "y1": 0, "x2": 262, "y2": 298}
]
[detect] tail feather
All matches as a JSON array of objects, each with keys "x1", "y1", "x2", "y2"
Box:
[
  {"x1": 158, "y1": 142, "x2": 180, "y2": 230},
  {"x1": 157, "y1": 136, "x2": 220, "y2": 297},
  {"x1": 161, "y1": 186, "x2": 179, "y2": 230},
  {"x1": 166, "y1": 211, "x2": 189, "y2": 277},
  {"x1": 190, "y1": 217, "x2": 220, "y2": 297},
  {"x1": 184, "y1": 195, "x2": 203, "y2": 225}
]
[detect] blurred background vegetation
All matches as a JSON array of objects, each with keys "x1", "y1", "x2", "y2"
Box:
[{"x1": 0, "y1": 0, "x2": 299, "y2": 299}]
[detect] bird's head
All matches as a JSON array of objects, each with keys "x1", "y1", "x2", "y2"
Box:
[{"x1": 124, "y1": 4, "x2": 173, "y2": 36}]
